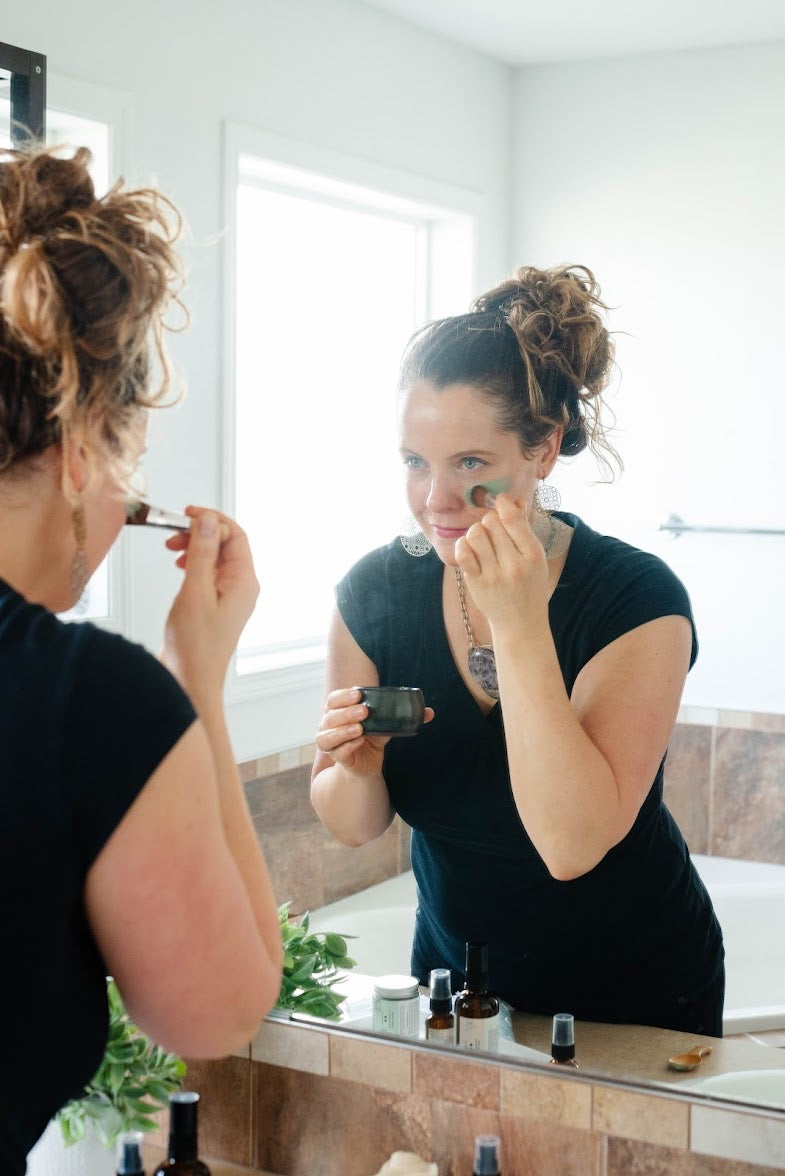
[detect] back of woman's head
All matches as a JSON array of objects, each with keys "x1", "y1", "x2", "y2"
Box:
[
  {"x1": 399, "y1": 264, "x2": 619, "y2": 475},
  {"x1": 0, "y1": 144, "x2": 184, "y2": 483}
]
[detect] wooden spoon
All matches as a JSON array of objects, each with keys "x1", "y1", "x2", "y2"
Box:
[{"x1": 668, "y1": 1045, "x2": 713, "y2": 1071}]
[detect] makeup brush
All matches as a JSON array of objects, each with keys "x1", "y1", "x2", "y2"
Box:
[
  {"x1": 125, "y1": 501, "x2": 190, "y2": 531},
  {"x1": 466, "y1": 478, "x2": 513, "y2": 509}
]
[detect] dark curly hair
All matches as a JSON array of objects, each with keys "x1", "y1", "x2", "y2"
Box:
[
  {"x1": 0, "y1": 144, "x2": 185, "y2": 488},
  {"x1": 399, "y1": 264, "x2": 620, "y2": 477}
]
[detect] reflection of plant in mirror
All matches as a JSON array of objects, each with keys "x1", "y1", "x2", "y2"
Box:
[
  {"x1": 276, "y1": 902, "x2": 357, "y2": 1020},
  {"x1": 57, "y1": 979, "x2": 186, "y2": 1145}
]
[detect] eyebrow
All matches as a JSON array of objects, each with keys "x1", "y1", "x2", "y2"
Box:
[{"x1": 399, "y1": 446, "x2": 498, "y2": 461}]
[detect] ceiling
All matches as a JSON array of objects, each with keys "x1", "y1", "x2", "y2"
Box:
[{"x1": 353, "y1": 0, "x2": 785, "y2": 65}]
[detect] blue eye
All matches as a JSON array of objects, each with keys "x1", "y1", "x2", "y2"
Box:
[
  {"x1": 403, "y1": 454, "x2": 425, "y2": 470},
  {"x1": 462, "y1": 456, "x2": 485, "y2": 471}
]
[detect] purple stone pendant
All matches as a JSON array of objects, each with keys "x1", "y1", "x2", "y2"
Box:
[{"x1": 468, "y1": 646, "x2": 500, "y2": 699}]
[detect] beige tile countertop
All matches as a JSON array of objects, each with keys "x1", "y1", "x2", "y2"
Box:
[
  {"x1": 143, "y1": 1142, "x2": 277, "y2": 1174},
  {"x1": 511, "y1": 1010, "x2": 785, "y2": 1096}
]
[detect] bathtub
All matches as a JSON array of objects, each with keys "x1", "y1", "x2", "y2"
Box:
[{"x1": 307, "y1": 854, "x2": 785, "y2": 1036}]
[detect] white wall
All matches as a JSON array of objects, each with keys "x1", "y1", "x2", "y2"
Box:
[
  {"x1": 4, "y1": 0, "x2": 512, "y2": 757},
  {"x1": 512, "y1": 41, "x2": 785, "y2": 713}
]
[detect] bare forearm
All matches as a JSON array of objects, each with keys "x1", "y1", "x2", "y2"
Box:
[
  {"x1": 493, "y1": 627, "x2": 624, "y2": 879},
  {"x1": 311, "y1": 760, "x2": 395, "y2": 846}
]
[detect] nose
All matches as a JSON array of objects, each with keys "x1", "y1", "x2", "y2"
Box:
[{"x1": 425, "y1": 474, "x2": 462, "y2": 514}]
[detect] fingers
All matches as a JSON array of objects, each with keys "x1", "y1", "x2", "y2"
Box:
[
  {"x1": 460, "y1": 493, "x2": 542, "y2": 571},
  {"x1": 317, "y1": 689, "x2": 368, "y2": 756}
]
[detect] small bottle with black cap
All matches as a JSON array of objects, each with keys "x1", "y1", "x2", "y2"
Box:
[
  {"x1": 152, "y1": 1091, "x2": 211, "y2": 1174},
  {"x1": 425, "y1": 967, "x2": 455, "y2": 1043},
  {"x1": 116, "y1": 1130, "x2": 145, "y2": 1176},
  {"x1": 473, "y1": 1133, "x2": 501, "y2": 1175},
  {"x1": 549, "y1": 1012, "x2": 579, "y2": 1068}
]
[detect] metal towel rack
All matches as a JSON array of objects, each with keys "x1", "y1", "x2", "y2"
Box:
[{"x1": 659, "y1": 512, "x2": 785, "y2": 539}]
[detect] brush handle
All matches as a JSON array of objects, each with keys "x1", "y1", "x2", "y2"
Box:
[{"x1": 126, "y1": 503, "x2": 190, "y2": 531}]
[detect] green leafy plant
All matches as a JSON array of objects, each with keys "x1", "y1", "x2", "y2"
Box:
[
  {"x1": 276, "y1": 901, "x2": 357, "y2": 1020},
  {"x1": 56, "y1": 978, "x2": 186, "y2": 1147}
]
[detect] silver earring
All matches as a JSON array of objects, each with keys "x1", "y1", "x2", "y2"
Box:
[
  {"x1": 535, "y1": 479, "x2": 561, "y2": 511},
  {"x1": 399, "y1": 516, "x2": 432, "y2": 557}
]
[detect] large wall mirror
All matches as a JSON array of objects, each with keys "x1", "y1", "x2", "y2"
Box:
[{"x1": 4, "y1": 0, "x2": 784, "y2": 1124}]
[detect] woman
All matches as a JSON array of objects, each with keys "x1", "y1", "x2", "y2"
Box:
[
  {"x1": 312, "y1": 264, "x2": 724, "y2": 1037},
  {"x1": 0, "y1": 145, "x2": 282, "y2": 1171}
]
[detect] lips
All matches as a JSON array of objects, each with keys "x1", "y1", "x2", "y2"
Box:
[{"x1": 431, "y1": 525, "x2": 468, "y2": 539}]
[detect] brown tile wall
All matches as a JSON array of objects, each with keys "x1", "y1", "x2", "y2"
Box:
[
  {"x1": 665, "y1": 713, "x2": 785, "y2": 865},
  {"x1": 241, "y1": 745, "x2": 411, "y2": 916},
  {"x1": 178, "y1": 1024, "x2": 785, "y2": 1175}
]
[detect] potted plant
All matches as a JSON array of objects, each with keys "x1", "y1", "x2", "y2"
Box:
[
  {"x1": 276, "y1": 901, "x2": 356, "y2": 1020},
  {"x1": 26, "y1": 978, "x2": 185, "y2": 1176}
]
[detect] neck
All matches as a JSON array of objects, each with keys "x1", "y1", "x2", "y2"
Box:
[{"x1": 0, "y1": 459, "x2": 73, "y2": 610}]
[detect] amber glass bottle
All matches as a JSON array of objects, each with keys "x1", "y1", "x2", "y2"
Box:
[
  {"x1": 454, "y1": 942, "x2": 499, "y2": 1052},
  {"x1": 425, "y1": 967, "x2": 455, "y2": 1043},
  {"x1": 152, "y1": 1092, "x2": 211, "y2": 1175}
]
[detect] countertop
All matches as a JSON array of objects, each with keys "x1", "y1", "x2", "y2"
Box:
[{"x1": 509, "y1": 1011, "x2": 785, "y2": 1096}]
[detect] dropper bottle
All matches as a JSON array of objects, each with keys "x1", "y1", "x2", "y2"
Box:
[
  {"x1": 473, "y1": 1133, "x2": 501, "y2": 1175},
  {"x1": 425, "y1": 967, "x2": 455, "y2": 1043},
  {"x1": 550, "y1": 1012, "x2": 578, "y2": 1068}
]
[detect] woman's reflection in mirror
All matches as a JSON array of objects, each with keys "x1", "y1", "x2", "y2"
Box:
[{"x1": 311, "y1": 264, "x2": 724, "y2": 1038}]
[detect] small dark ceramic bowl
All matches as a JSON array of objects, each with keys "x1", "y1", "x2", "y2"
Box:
[{"x1": 358, "y1": 686, "x2": 425, "y2": 737}]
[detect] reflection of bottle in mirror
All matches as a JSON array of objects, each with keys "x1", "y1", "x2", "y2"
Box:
[
  {"x1": 116, "y1": 1130, "x2": 145, "y2": 1176},
  {"x1": 152, "y1": 1092, "x2": 211, "y2": 1174},
  {"x1": 473, "y1": 1133, "x2": 501, "y2": 1175},
  {"x1": 425, "y1": 967, "x2": 455, "y2": 1043},
  {"x1": 550, "y1": 1012, "x2": 578, "y2": 1068},
  {"x1": 455, "y1": 942, "x2": 499, "y2": 1052}
]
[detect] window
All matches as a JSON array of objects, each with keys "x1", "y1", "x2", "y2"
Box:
[{"x1": 228, "y1": 136, "x2": 477, "y2": 678}]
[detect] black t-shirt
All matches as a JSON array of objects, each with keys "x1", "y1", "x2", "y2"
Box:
[
  {"x1": 336, "y1": 515, "x2": 724, "y2": 1025},
  {"x1": 0, "y1": 579, "x2": 196, "y2": 1173}
]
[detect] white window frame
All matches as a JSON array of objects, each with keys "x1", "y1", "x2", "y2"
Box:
[
  {"x1": 44, "y1": 74, "x2": 134, "y2": 634},
  {"x1": 221, "y1": 123, "x2": 484, "y2": 758}
]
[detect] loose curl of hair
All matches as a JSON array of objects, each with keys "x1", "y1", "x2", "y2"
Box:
[
  {"x1": 399, "y1": 264, "x2": 620, "y2": 478},
  {"x1": 0, "y1": 144, "x2": 186, "y2": 492}
]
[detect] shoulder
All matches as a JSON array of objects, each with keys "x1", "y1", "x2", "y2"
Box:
[
  {"x1": 558, "y1": 514, "x2": 697, "y2": 665},
  {"x1": 337, "y1": 538, "x2": 438, "y2": 602},
  {"x1": 563, "y1": 514, "x2": 690, "y2": 598}
]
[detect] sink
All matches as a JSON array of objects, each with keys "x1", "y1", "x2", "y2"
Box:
[{"x1": 686, "y1": 1069, "x2": 785, "y2": 1108}]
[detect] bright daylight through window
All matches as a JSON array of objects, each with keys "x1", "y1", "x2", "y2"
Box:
[{"x1": 234, "y1": 156, "x2": 475, "y2": 675}]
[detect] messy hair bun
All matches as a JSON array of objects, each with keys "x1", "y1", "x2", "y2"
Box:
[
  {"x1": 399, "y1": 263, "x2": 619, "y2": 477},
  {"x1": 0, "y1": 144, "x2": 185, "y2": 483}
]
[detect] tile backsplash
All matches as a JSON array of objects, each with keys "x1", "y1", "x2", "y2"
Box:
[{"x1": 665, "y1": 709, "x2": 785, "y2": 865}]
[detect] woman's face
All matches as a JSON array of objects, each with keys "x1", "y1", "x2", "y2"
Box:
[{"x1": 398, "y1": 379, "x2": 548, "y2": 567}]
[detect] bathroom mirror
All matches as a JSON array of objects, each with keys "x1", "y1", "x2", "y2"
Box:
[{"x1": 5, "y1": 0, "x2": 784, "y2": 1122}]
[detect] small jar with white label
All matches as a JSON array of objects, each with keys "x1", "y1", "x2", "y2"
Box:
[{"x1": 372, "y1": 974, "x2": 421, "y2": 1038}]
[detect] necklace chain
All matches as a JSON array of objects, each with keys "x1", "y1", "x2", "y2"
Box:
[{"x1": 454, "y1": 512, "x2": 557, "y2": 699}]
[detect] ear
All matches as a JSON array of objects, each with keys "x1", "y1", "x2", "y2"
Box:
[{"x1": 537, "y1": 426, "x2": 563, "y2": 479}]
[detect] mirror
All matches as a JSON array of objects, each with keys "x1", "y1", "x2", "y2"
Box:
[
  {"x1": 0, "y1": 40, "x2": 46, "y2": 145},
  {"x1": 5, "y1": 0, "x2": 783, "y2": 1119}
]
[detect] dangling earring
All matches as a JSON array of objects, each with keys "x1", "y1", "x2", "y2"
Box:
[
  {"x1": 69, "y1": 504, "x2": 90, "y2": 606},
  {"x1": 535, "y1": 478, "x2": 561, "y2": 511},
  {"x1": 399, "y1": 515, "x2": 432, "y2": 557}
]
